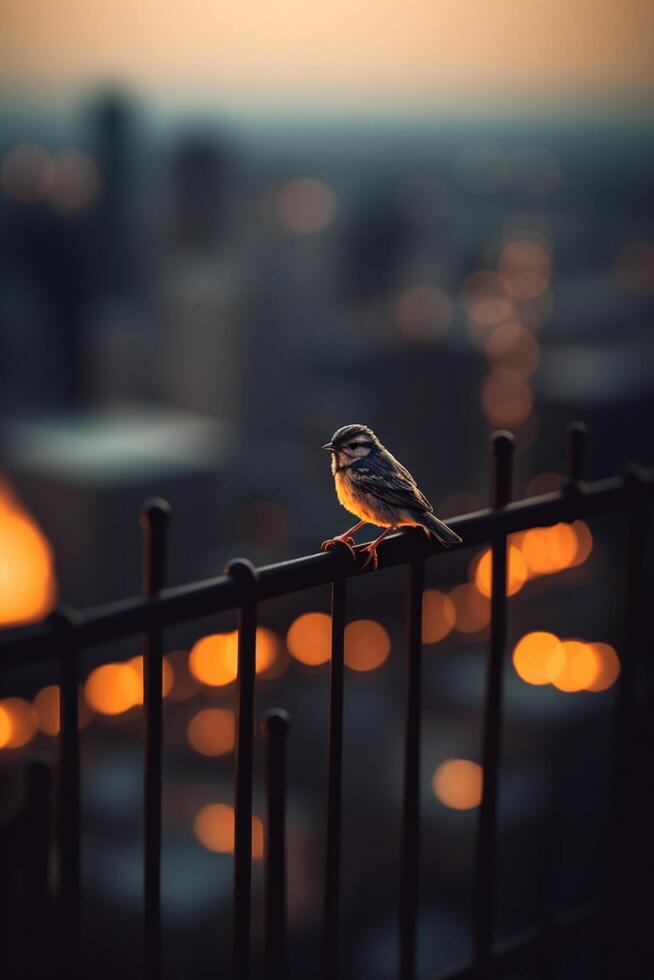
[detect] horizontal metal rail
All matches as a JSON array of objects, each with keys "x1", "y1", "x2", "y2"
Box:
[
  {"x1": 1, "y1": 468, "x2": 652, "y2": 669},
  {"x1": 0, "y1": 428, "x2": 651, "y2": 980}
]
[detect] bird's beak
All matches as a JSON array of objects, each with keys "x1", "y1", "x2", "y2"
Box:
[{"x1": 322, "y1": 442, "x2": 334, "y2": 452}]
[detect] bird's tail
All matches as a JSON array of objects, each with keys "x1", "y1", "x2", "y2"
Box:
[{"x1": 416, "y1": 512, "x2": 463, "y2": 547}]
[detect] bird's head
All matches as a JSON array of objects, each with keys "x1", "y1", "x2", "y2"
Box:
[{"x1": 322, "y1": 424, "x2": 380, "y2": 471}]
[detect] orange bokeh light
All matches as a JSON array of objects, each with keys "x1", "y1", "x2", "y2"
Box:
[
  {"x1": 276, "y1": 178, "x2": 336, "y2": 234},
  {"x1": 461, "y1": 270, "x2": 513, "y2": 330},
  {"x1": 0, "y1": 479, "x2": 58, "y2": 627},
  {"x1": 432, "y1": 759, "x2": 483, "y2": 810},
  {"x1": 287, "y1": 612, "x2": 332, "y2": 666},
  {"x1": 84, "y1": 662, "x2": 141, "y2": 715},
  {"x1": 481, "y1": 369, "x2": 533, "y2": 426},
  {"x1": 569, "y1": 521, "x2": 593, "y2": 567},
  {"x1": 32, "y1": 684, "x2": 93, "y2": 735},
  {"x1": 255, "y1": 628, "x2": 281, "y2": 674},
  {"x1": 127, "y1": 655, "x2": 174, "y2": 700},
  {"x1": 189, "y1": 634, "x2": 238, "y2": 686},
  {"x1": 344, "y1": 620, "x2": 391, "y2": 672},
  {"x1": 0, "y1": 697, "x2": 37, "y2": 749},
  {"x1": 512, "y1": 631, "x2": 566, "y2": 686},
  {"x1": 422, "y1": 589, "x2": 456, "y2": 644},
  {"x1": 549, "y1": 640, "x2": 600, "y2": 692},
  {"x1": 498, "y1": 240, "x2": 551, "y2": 300},
  {"x1": 187, "y1": 707, "x2": 235, "y2": 756},
  {"x1": 33, "y1": 685, "x2": 61, "y2": 736},
  {"x1": 485, "y1": 322, "x2": 540, "y2": 378},
  {"x1": 473, "y1": 545, "x2": 527, "y2": 598},
  {"x1": 520, "y1": 523, "x2": 578, "y2": 576},
  {"x1": 449, "y1": 583, "x2": 491, "y2": 634},
  {"x1": 189, "y1": 627, "x2": 278, "y2": 686},
  {"x1": 512, "y1": 633, "x2": 619, "y2": 694},
  {"x1": 585, "y1": 643, "x2": 621, "y2": 692},
  {"x1": 194, "y1": 803, "x2": 263, "y2": 859},
  {"x1": 0, "y1": 706, "x2": 10, "y2": 747},
  {"x1": 194, "y1": 803, "x2": 234, "y2": 853}
]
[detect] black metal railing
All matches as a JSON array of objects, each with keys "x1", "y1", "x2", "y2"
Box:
[{"x1": 0, "y1": 423, "x2": 652, "y2": 980}]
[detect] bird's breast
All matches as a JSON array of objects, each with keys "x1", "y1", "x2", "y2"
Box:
[{"x1": 335, "y1": 470, "x2": 388, "y2": 525}]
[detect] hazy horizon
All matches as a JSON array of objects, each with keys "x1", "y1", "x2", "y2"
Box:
[{"x1": 2, "y1": 0, "x2": 653, "y2": 125}]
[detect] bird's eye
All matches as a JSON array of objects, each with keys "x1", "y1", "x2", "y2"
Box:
[{"x1": 348, "y1": 442, "x2": 359, "y2": 449}]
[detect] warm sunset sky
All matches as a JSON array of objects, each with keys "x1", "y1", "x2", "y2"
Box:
[{"x1": 1, "y1": 0, "x2": 653, "y2": 115}]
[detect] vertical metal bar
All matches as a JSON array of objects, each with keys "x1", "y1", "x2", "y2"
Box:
[
  {"x1": 473, "y1": 431, "x2": 514, "y2": 969},
  {"x1": 262, "y1": 708, "x2": 291, "y2": 980},
  {"x1": 603, "y1": 465, "x2": 651, "y2": 974},
  {"x1": 227, "y1": 558, "x2": 259, "y2": 980},
  {"x1": 55, "y1": 605, "x2": 82, "y2": 979},
  {"x1": 566, "y1": 421, "x2": 588, "y2": 485},
  {"x1": 398, "y1": 557, "x2": 425, "y2": 980},
  {"x1": 564, "y1": 421, "x2": 589, "y2": 518},
  {"x1": 141, "y1": 498, "x2": 171, "y2": 980},
  {"x1": 321, "y1": 575, "x2": 347, "y2": 980},
  {"x1": 24, "y1": 760, "x2": 52, "y2": 978}
]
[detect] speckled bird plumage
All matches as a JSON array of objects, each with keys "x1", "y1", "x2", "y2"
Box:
[{"x1": 321, "y1": 424, "x2": 462, "y2": 569}]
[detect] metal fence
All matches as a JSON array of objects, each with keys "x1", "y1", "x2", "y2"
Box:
[{"x1": 0, "y1": 422, "x2": 652, "y2": 980}]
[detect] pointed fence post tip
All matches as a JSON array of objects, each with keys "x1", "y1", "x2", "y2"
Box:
[
  {"x1": 566, "y1": 421, "x2": 588, "y2": 485},
  {"x1": 140, "y1": 498, "x2": 172, "y2": 529},
  {"x1": 261, "y1": 708, "x2": 291, "y2": 738},
  {"x1": 490, "y1": 431, "x2": 514, "y2": 509},
  {"x1": 225, "y1": 558, "x2": 259, "y2": 587}
]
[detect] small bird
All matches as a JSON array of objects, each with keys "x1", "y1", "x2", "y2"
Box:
[{"x1": 321, "y1": 423, "x2": 463, "y2": 570}]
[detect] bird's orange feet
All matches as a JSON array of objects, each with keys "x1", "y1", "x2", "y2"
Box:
[
  {"x1": 321, "y1": 533, "x2": 356, "y2": 557},
  {"x1": 356, "y1": 542, "x2": 379, "y2": 571},
  {"x1": 355, "y1": 527, "x2": 394, "y2": 570}
]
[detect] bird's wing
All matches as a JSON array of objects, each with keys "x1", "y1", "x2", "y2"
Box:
[
  {"x1": 351, "y1": 455, "x2": 433, "y2": 514},
  {"x1": 384, "y1": 452, "x2": 425, "y2": 493}
]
